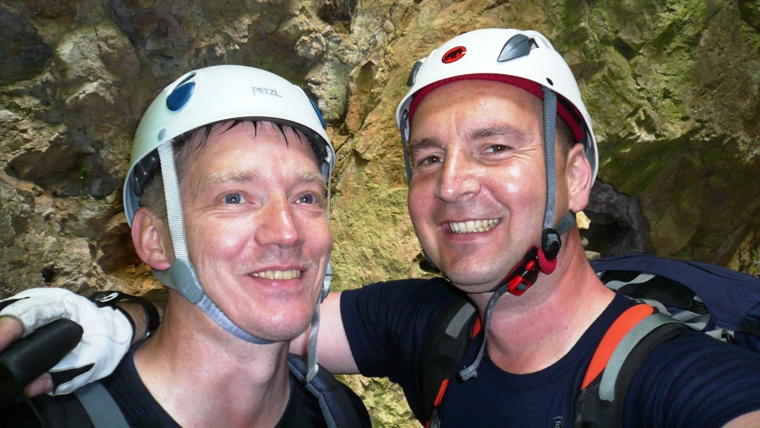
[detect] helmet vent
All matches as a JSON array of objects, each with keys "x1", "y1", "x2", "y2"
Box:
[
  {"x1": 442, "y1": 46, "x2": 466, "y2": 64},
  {"x1": 166, "y1": 81, "x2": 196, "y2": 112},
  {"x1": 309, "y1": 98, "x2": 327, "y2": 129},
  {"x1": 407, "y1": 60, "x2": 423, "y2": 87},
  {"x1": 497, "y1": 34, "x2": 533, "y2": 63},
  {"x1": 131, "y1": 150, "x2": 160, "y2": 197},
  {"x1": 546, "y1": 77, "x2": 554, "y2": 86},
  {"x1": 176, "y1": 72, "x2": 196, "y2": 86},
  {"x1": 158, "y1": 129, "x2": 166, "y2": 141}
]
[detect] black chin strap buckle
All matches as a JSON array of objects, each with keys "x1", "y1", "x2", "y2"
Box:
[
  {"x1": 541, "y1": 211, "x2": 576, "y2": 261},
  {"x1": 418, "y1": 252, "x2": 441, "y2": 273},
  {"x1": 541, "y1": 228, "x2": 561, "y2": 260}
]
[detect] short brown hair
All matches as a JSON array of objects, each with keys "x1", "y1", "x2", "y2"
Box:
[{"x1": 138, "y1": 120, "x2": 309, "y2": 219}]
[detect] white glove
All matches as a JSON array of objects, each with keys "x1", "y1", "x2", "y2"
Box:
[{"x1": 0, "y1": 288, "x2": 133, "y2": 395}]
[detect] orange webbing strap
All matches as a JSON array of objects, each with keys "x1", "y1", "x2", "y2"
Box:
[{"x1": 581, "y1": 304, "x2": 654, "y2": 390}]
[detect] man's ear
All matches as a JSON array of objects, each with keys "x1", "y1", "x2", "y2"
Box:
[
  {"x1": 565, "y1": 143, "x2": 593, "y2": 212},
  {"x1": 131, "y1": 208, "x2": 172, "y2": 271}
]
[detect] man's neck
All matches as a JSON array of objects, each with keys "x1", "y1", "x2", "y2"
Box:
[
  {"x1": 467, "y1": 235, "x2": 615, "y2": 374},
  {"x1": 133, "y1": 295, "x2": 292, "y2": 428}
]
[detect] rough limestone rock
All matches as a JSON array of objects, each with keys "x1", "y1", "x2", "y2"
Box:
[{"x1": 1, "y1": 0, "x2": 759, "y2": 425}]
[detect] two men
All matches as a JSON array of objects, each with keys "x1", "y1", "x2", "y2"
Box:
[
  {"x1": 1, "y1": 65, "x2": 370, "y2": 427},
  {"x1": 4, "y1": 28, "x2": 760, "y2": 427}
]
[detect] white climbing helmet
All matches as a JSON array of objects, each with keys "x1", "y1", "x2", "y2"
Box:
[
  {"x1": 121, "y1": 65, "x2": 334, "y2": 381},
  {"x1": 395, "y1": 28, "x2": 598, "y2": 183},
  {"x1": 124, "y1": 64, "x2": 335, "y2": 226},
  {"x1": 394, "y1": 29, "x2": 602, "y2": 383}
]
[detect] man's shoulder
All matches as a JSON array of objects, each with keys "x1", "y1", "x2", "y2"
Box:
[
  {"x1": 282, "y1": 360, "x2": 371, "y2": 428},
  {"x1": 642, "y1": 329, "x2": 760, "y2": 372},
  {"x1": 345, "y1": 276, "x2": 463, "y2": 304},
  {"x1": 341, "y1": 275, "x2": 467, "y2": 341},
  {"x1": 97, "y1": 344, "x2": 180, "y2": 428},
  {"x1": 626, "y1": 329, "x2": 760, "y2": 427}
]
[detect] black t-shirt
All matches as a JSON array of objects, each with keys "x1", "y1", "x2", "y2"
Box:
[
  {"x1": 9, "y1": 342, "x2": 369, "y2": 428},
  {"x1": 341, "y1": 277, "x2": 760, "y2": 427},
  {"x1": 99, "y1": 343, "x2": 369, "y2": 427}
]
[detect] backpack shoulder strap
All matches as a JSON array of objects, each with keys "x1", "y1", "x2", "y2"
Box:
[
  {"x1": 575, "y1": 304, "x2": 690, "y2": 428},
  {"x1": 420, "y1": 295, "x2": 480, "y2": 427},
  {"x1": 73, "y1": 382, "x2": 129, "y2": 428},
  {"x1": 580, "y1": 304, "x2": 654, "y2": 390},
  {"x1": 9, "y1": 383, "x2": 111, "y2": 428},
  {"x1": 286, "y1": 353, "x2": 366, "y2": 428}
]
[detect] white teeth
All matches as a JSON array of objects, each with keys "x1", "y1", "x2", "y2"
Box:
[
  {"x1": 251, "y1": 270, "x2": 301, "y2": 280},
  {"x1": 448, "y1": 219, "x2": 499, "y2": 234}
]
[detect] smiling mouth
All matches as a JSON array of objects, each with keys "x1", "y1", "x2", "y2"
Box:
[
  {"x1": 250, "y1": 270, "x2": 302, "y2": 280},
  {"x1": 448, "y1": 219, "x2": 500, "y2": 234}
]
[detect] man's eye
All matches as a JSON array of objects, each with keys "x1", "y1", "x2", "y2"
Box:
[
  {"x1": 223, "y1": 194, "x2": 245, "y2": 204},
  {"x1": 297, "y1": 194, "x2": 319, "y2": 205},
  {"x1": 484, "y1": 145, "x2": 508, "y2": 153},
  {"x1": 417, "y1": 155, "x2": 443, "y2": 166}
]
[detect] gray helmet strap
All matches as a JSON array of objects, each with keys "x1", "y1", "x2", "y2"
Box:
[
  {"x1": 459, "y1": 87, "x2": 571, "y2": 380},
  {"x1": 156, "y1": 142, "x2": 273, "y2": 345},
  {"x1": 306, "y1": 301, "x2": 321, "y2": 382},
  {"x1": 542, "y1": 87, "x2": 558, "y2": 233},
  {"x1": 400, "y1": 110, "x2": 413, "y2": 184}
]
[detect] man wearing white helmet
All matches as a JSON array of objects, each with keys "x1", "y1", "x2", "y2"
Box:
[
  {"x1": 0, "y1": 65, "x2": 370, "y2": 427},
  {"x1": 3, "y1": 29, "x2": 760, "y2": 427},
  {"x1": 333, "y1": 28, "x2": 760, "y2": 427}
]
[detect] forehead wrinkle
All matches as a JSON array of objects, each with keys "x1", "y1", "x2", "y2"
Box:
[
  {"x1": 194, "y1": 169, "x2": 326, "y2": 196},
  {"x1": 409, "y1": 124, "x2": 529, "y2": 155},
  {"x1": 203, "y1": 170, "x2": 260, "y2": 188}
]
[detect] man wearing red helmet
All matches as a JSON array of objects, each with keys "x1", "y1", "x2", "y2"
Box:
[{"x1": 333, "y1": 28, "x2": 760, "y2": 427}]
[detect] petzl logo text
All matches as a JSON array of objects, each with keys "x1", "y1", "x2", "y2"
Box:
[
  {"x1": 442, "y1": 46, "x2": 466, "y2": 64},
  {"x1": 252, "y1": 87, "x2": 282, "y2": 97}
]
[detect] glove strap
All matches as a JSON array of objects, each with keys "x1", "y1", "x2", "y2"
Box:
[{"x1": 90, "y1": 292, "x2": 161, "y2": 342}]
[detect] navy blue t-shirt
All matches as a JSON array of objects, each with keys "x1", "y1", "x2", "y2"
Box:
[{"x1": 341, "y1": 278, "x2": 760, "y2": 427}]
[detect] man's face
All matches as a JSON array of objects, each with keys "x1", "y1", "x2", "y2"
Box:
[
  {"x1": 179, "y1": 121, "x2": 331, "y2": 341},
  {"x1": 407, "y1": 80, "x2": 569, "y2": 293}
]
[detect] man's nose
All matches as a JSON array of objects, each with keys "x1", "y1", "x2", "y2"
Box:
[
  {"x1": 255, "y1": 195, "x2": 301, "y2": 247},
  {"x1": 435, "y1": 151, "x2": 481, "y2": 202}
]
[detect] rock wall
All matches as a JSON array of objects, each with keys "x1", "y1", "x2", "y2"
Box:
[{"x1": 1, "y1": 0, "x2": 759, "y2": 425}]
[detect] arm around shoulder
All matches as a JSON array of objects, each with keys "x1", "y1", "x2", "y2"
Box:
[
  {"x1": 0, "y1": 288, "x2": 136, "y2": 395},
  {"x1": 290, "y1": 291, "x2": 359, "y2": 375}
]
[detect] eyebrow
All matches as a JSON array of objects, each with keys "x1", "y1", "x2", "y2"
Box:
[
  {"x1": 409, "y1": 125, "x2": 528, "y2": 153},
  {"x1": 469, "y1": 125, "x2": 527, "y2": 142},
  {"x1": 408, "y1": 137, "x2": 441, "y2": 154},
  {"x1": 298, "y1": 171, "x2": 329, "y2": 190},
  {"x1": 205, "y1": 170, "x2": 259, "y2": 187},
  {"x1": 203, "y1": 170, "x2": 327, "y2": 190}
]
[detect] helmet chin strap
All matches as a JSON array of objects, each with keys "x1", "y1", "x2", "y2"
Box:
[
  {"x1": 459, "y1": 86, "x2": 576, "y2": 380},
  {"x1": 153, "y1": 141, "x2": 331, "y2": 382},
  {"x1": 154, "y1": 141, "x2": 273, "y2": 345},
  {"x1": 458, "y1": 212, "x2": 575, "y2": 381}
]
